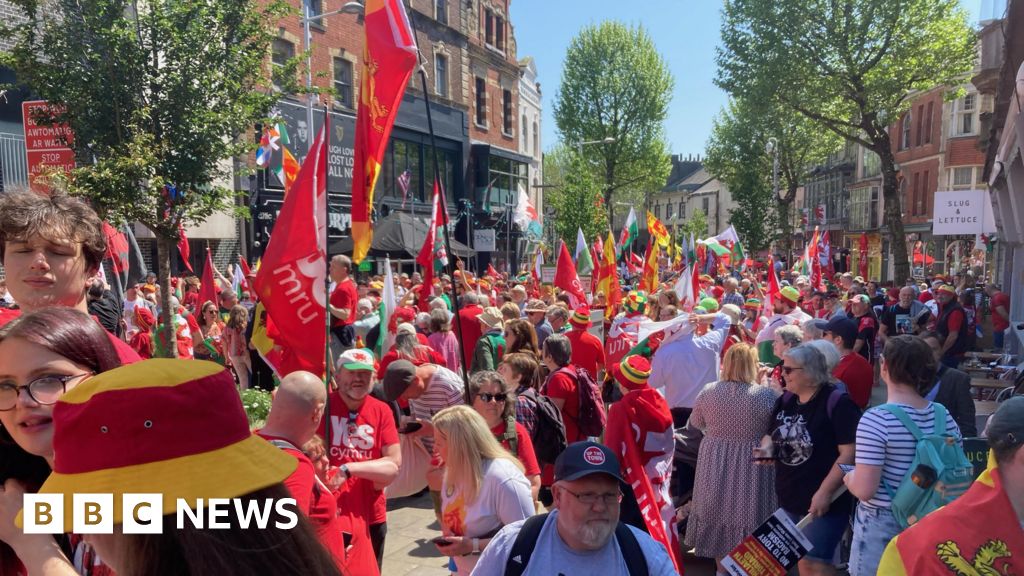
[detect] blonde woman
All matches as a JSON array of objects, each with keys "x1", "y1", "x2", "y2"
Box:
[
  {"x1": 433, "y1": 405, "x2": 534, "y2": 575},
  {"x1": 686, "y1": 343, "x2": 779, "y2": 574}
]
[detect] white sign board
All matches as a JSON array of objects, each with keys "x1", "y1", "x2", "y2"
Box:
[
  {"x1": 541, "y1": 265, "x2": 556, "y2": 284},
  {"x1": 932, "y1": 190, "x2": 997, "y2": 235},
  {"x1": 473, "y1": 229, "x2": 496, "y2": 252}
]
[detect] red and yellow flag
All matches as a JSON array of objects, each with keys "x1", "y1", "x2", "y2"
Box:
[
  {"x1": 351, "y1": 0, "x2": 418, "y2": 263},
  {"x1": 646, "y1": 211, "x2": 670, "y2": 248},
  {"x1": 597, "y1": 231, "x2": 622, "y2": 318},
  {"x1": 639, "y1": 238, "x2": 659, "y2": 293}
]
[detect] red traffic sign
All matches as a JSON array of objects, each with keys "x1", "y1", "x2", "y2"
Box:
[{"x1": 22, "y1": 100, "x2": 75, "y2": 189}]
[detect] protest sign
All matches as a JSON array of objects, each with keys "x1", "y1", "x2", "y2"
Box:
[{"x1": 722, "y1": 509, "x2": 812, "y2": 576}]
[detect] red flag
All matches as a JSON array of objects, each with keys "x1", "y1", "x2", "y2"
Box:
[
  {"x1": 350, "y1": 0, "x2": 418, "y2": 263},
  {"x1": 554, "y1": 240, "x2": 586, "y2": 307},
  {"x1": 253, "y1": 125, "x2": 328, "y2": 377},
  {"x1": 101, "y1": 222, "x2": 129, "y2": 276},
  {"x1": 766, "y1": 255, "x2": 781, "y2": 312},
  {"x1": 177, "y1": 222, "x2": 193, "y2": 273},
  {"x1": 486, "y1": 263, "x2": 499, "y2": 279},
  {"x1": 198, "y1": 248, "x2": 218, "y2": 309},
  {"x1": 416, "y1": 180, "x2": 446, "y2": 312}
]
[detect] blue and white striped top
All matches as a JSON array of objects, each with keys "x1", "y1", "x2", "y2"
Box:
[{"x1": 854, "y1": 402, "x2": 961, "y2": 508}]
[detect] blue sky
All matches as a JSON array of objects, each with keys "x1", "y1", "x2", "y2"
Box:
[{"x1": 510, "y1": 0, "x2": 983, "y2": 158}]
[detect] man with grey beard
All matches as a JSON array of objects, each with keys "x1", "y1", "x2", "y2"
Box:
[{"x1": 470, "y1": 442, "x2": 679, "y2": 575}]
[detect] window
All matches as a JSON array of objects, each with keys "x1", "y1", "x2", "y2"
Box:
[
  {"x1": 654, "y1": 204, "x2": 660, "y2": 219},
  {"x1": 951, "y1": 167, "x2": 974, "y2": 189},
  {"x1": 434, "y1": 54, "x2": 448, "y2": 98},
  {"x1": 912, "y1": 172, "x2": 921, "y2": 216},
  {"x1": 924, "y1": 101, "x2": 934, "y2": 144},
  {"x1": 495, "y1": 16, "x2": 505, "y2": 50},
  {"x1": 922, "y1": 170, "x2": 929, "y2": 215},
  {"x1": 702, "y1": 197, "x2": 709, "y2": 216},
  {"x1": 502, "y1": 89, "x2": 512, "y2": 135},
  {"x1": 303, "y1": 0, "x2": 322, "y2": 18},
  {"x1": 678, "y1": 200, "x2": 685, "y2": 220},
  {"x1": 475, "y1": 77, "x2": 486, "y2": 127},
  {"x1": 862, "y1": 149, "x2": 881, "y2": 178},
  {"x1": 271, "y1": 38, "x2": 294, "y2": 92},
  {"x1": 484, "y1": 9, "x2": 493, "y2": 45},
  {"x1": 901, "y1": 110, "x2": 912, "y2": 149},
  {"x1": 435, "y1": 0, "x2": 447, "y2": 25},
  {"x1": 333, "y1": 58, "x2": 353, "y2": 109},
  {"x1": 952, "y1": 93, "x2": 977, "y2": 136},
  {"x1": 532, "y1": 122, "x2": 538, "y2": 156},
  {"x1": 666, "y1": 202, "x2": 674, "y2": 220},
  {"x1": 916, "y1": 105, "x2": 924, "y2": 146},
  {"x1": 522, "y1": 116, "x2": 528, "y2": 153}
]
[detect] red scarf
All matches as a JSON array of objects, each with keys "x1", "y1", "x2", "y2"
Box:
[
  {"x1": 606, "y1": 389, "x2": 683, "y2": 574},
  {"x1": 885, "y1": 455, "x2": 1024, "y2": 575}
]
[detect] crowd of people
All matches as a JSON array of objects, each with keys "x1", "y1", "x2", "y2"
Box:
[{"x1": 0, "y1": 187, "x2": 1020, "y2": 576}]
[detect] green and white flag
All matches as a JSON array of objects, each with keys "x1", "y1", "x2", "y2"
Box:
[
  {"x1": 376, "y1": 257, "x2": 396, "y2": 358},
  {"x1": 618, "y1": 207, "x2": 638, "y2": 255},
  {"x1": 575, "y1": 227, "x2": 594, "y2": 275}
]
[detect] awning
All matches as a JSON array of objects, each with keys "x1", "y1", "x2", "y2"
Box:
[{"x1": 328, "y1": 211, "x2": 475, "y2": 259}]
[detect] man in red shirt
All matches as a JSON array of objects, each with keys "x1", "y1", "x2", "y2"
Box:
[
  {"x1": 457, "y1": 292, "x2": 484, "y2": 367},
  {"x1": 825, "y1": 316, "x2": 873, "y2": 409},
  {"x1": 258, "y1": 370, "x2": 346, "y2": 569},
  {"x1": 0, "y1": 190, "x2": 140, "y2": 363},
  {"x1": 539, "y1": 333, "x2": 581, "y2": 506},
  {"x1": 323, "y1": 348, "x2": 400, "y2": 576},
  {"x1": 565, "y1": 306, "x2": 605, "y2": 380},
  {"x1": 986, "y1": 283, "x2": 1011, "y2": 350},
  {"x1": 329, "y1": 254, "x2": 359, "y2": 349}
]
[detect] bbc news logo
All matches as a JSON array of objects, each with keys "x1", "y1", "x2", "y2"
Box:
[{"x1": 23, "y1": 494, "x2": 299, "y2": 534}]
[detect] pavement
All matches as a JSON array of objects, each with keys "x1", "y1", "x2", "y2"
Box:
[{"x1": 381, "y1": 492, "x2": 718, "y2": 575}]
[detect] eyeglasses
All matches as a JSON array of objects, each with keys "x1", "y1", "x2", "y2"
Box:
[
  {"x1": 781, "y1": 366, "x2": 804, "y2": 375},
  {"x1": 560, "y1": 487, "x2": 622, "y2": 506},
  {"x1": 0, "y1": 373, "x2": 93, "y2": 411},
  {"x1": 476, "y1": 393, "x2": 508, "y2": 403}
]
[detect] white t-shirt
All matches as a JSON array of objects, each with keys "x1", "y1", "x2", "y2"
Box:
[
  {"x1": 441, "y1": 458, "x2": 534, "y2": 576},
  {"x1": 470, "y1": 509, "x2": 678, "y2": 576}
]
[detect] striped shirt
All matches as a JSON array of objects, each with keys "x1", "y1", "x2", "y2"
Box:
[
  {"x1": 409, "y1": 365, "x2": 465, "y2": 453},
  {"x1": 722, "y1": 291, "x2": 746, "y2": 308},
  {"x1": 855, "y1": 403, "x2": 961, "y2": 508}
]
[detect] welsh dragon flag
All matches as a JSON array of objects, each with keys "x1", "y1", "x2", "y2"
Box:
[
  {"x1": 618, "y1": 207, "x2": 638, "y2": 256},
  {"x1": 575, "y1": 227, "x2": 594, "y2": 276}
]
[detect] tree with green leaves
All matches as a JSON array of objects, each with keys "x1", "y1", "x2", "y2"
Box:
[
  {"x1": 554, "y1": 21, "x2": 673, "y2": 224},
  {"x1": 705, "y1": 96, "x2": 841, "y2": 255},
  {"x1": 1, "y1": 0, "x2": 294, "y2": 355},
  {"x1": 676, "y1": 208, "x2": 708, "y2": 241},
  {"x1": 542, "y1": 145, "x2": 608, "y2": 247},
  {"x1": 716, "y1": 0, "x2": 975, "y2": 282}
]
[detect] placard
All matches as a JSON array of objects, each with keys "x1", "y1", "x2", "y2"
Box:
[
  {"x1": 722, "y1": 509, "x2": 812, "y2": 576},
  {"x1": 541, "y1": 265, "x2": 556, "y2": 284},
  {"x1": 473, "y1": 229, "x2": 496, "y2": 252},
  {"x1": 933, "y1": 190, "x2": 997, "y2": 235},
  {"x1": 22, "y1": 100, "x2": 76, "y2": 190}
]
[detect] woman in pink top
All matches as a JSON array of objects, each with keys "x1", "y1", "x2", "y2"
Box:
[{"x1": 427, "y1": 308, "x2": 462, "y2": 374}]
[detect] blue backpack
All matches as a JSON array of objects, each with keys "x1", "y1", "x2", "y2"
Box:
[{"x1": 877, "y1": 403, "x2": 974, "y2": 528}]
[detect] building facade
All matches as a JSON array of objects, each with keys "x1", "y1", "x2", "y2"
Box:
[
  {"x1": 647, "y1": 154, "x2": 736, "y2": 239},
  {"x1": 518, "y1": 56, "x2": 543, "y2": 220}
]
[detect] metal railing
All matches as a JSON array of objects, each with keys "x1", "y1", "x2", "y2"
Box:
[{"x1": 0, "y1": 132, "x2": 28, "y2": 189}]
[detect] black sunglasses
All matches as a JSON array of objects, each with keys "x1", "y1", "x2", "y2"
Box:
[
  {"x1": 781, "y1": 366, "x2": 804, "y2": 375},
  {"x1": 476, "y1": 393, "x2": 508, "y2": 403}
]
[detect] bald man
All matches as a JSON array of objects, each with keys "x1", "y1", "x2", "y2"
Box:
[{"x1": 257, "y1": 371, "x2": 344, "y2": 568}]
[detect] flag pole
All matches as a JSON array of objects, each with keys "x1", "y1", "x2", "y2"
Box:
[
  {"x1": 405, "y1": 1, "x2": 470, "y2": 397},
  {"x1": 322, "y1": 103, "x2": 333, "y2": 454}
]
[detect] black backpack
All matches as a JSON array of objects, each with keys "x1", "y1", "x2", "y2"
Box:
[
  {"x1": 519, "y1": 388, "x2": 567, "y2": 465},
  {"x1": 503, "y1": 512, "x2": 649, "y2": 576}
]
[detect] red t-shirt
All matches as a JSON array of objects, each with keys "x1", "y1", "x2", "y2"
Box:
[
  {"x1": 491, "y1": 420, "x2": 541, "y2": 477},
  {"x1": 992, "y1": 292, "x2": 1010, "y2": 331},
  {"x1": 457, "y1": 304, "x2": 484, "y2": 367},
  {"x1": 256, "y1": 433, "x2": 345, "y2": 569},
  {"x1": 0, "y1": 308, "x2": 140, "y2": 364},
  {"x1": 376, "y1": 346, "x2": 446, "y2": 380},
  {"x1": 833, "y1": 352, "x2": 873, "y2": 409},
  {"x1": 566, "y1": 328, "x2": 605, "y2": 380},
  {"x1": 329, "y1": 278, "x2": 358, "y2": 328},
  {"x1": 320, "y1": 394, "x2": 399, "y2": 525},
  {"x1": 542, "y1": 367, "x2": 581, "y2": 485}
]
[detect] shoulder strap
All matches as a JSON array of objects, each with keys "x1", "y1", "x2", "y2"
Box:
[
  {"x1": 876, "y1": 404, "x2": 924, "y2": 441},
  {"x1": 614, "y1": 522, "x2": 650, "y2": 576},
  {"x1": 505, "y1": 415, "x2": 519, "y2": 457},
  {"x1": 503, "y1": 513, "x2": 550, "y2": 576},
  {"x1": 267, "y1": 438, "x2": 302, "y2": 452},
  {"x1": 930, "y1": 402, "x2": 949, "y2": 435},
  {"x1": 825, "y1": 388, "x2": 845, "y2": 420}
]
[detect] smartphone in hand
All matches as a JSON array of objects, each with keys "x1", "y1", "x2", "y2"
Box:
[{"x1": 431, "y1": 536, "x2": 453, "y2": 546}]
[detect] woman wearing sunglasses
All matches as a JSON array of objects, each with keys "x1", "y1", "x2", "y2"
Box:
[
  {"x1": 432, "y1": 405, "x2": 534, "y2": 575},
  {"x1": 469, "y1": 371, "x2": 541, "y2": 502},
  {"x1": 0, "y1": 307, "x2": 123, "y2": 575},
  {"x1": 755, "y1": 344, "x2": 861, "y2": 576}
]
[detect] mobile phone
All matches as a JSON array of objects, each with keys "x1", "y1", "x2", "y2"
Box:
[
  {"x1": 399, "y1": 421, "x2": 423, "y2": 434},
  {"x1": 431, "y1": 536, "x2": 453, "y2": 546},
  {"x1": 838, "y1": 464, "x2": 855, "y2": 474}
]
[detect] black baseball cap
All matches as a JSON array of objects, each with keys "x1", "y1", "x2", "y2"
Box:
[
  {"x1": 554, "y1": 441, "x2": 624, "y2": 483},
  {"x1": 824, "y1": 316, "x2": 857, "y2": 343}
]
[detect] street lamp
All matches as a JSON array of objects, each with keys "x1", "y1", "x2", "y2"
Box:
[
  {"x1": 766, "y1": 137, "x2": 781, "y2": 257},
  {"x1": 577, "y1": 136, "x2": 616, "y2": 154},
  {"x1": 301, "y1": 2, "x2": 365, "y2": 139}
]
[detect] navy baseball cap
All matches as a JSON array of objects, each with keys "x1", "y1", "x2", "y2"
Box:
[
  {"x1": 824, "y1": 316, "x2": 858, "y2": 342},
  {"x1": 554, "y1": 441, "x2": 624, "y2": 483}
]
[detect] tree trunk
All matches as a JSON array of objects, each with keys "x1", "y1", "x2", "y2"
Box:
[
  {"x1": 876, "y1": 145, "x2": 910, "y2": 283},
  {"x1": 156, "y1": 233, "x2": 179, "y2": 358}
]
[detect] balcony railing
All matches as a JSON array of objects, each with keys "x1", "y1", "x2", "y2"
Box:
[{"x1": 0, "y1": 133, "x2": 29, "y2": 190}]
